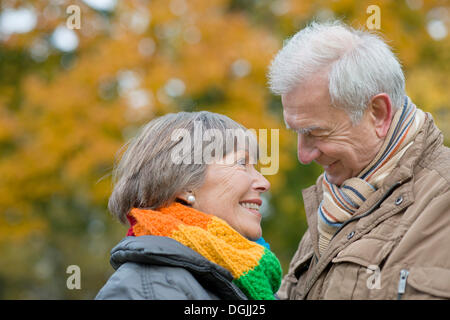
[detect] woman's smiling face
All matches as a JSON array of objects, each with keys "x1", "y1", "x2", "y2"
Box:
[{"x1": 191, "y1": 149, "x2": 270, "y2": 240}]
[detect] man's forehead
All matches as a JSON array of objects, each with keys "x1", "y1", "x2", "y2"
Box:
[
  {"x1": 282, "y1": 89, "x2": 336, "y2": 131},
  {"x1": 282, "y1": 72, "x2": 330, "y2": 109},
  {"x1": 283, "y1": 101, "x2": 331, "y2": 133}
]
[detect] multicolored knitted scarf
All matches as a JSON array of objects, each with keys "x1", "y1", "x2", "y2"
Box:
[
  {"x1": 126, "y1": 202, "x2": 282, "y2": 300},
  {"x1": 317, "y1": 96, "x2": 426, "y2": 255}
]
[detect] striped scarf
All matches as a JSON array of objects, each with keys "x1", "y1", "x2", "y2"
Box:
[
  {"x1": 317, "y1": 96, "x2": 426, "y2": 255},
  {"x1": 127, "y1": 202, "x2": 282, "y2": 300}
]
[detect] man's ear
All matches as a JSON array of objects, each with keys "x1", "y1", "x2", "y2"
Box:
[{"x1": 369, "y1": 93, "x2": 393, "y2": 139}]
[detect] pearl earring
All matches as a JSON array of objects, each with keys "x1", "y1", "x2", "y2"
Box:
[{"x1": 187, "y1": 195, "x2": 196, "y2": 204}]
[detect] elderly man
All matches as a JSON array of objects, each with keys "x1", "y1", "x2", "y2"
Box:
[{"x1": 268, "y1": 21, "x2": 450, "y2": 299}]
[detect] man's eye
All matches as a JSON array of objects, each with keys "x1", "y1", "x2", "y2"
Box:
[{"x1": 309, "y1": 132, "x2": 325, "y2": 138}]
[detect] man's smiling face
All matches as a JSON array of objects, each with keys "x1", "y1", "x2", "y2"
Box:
[{"x1": 282, "y1": 72, "x2": 384, "y2": 186}]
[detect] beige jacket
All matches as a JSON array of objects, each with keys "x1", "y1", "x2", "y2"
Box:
[{"x1": 279, "y1": 114, "x2": 450, "y2": 300}]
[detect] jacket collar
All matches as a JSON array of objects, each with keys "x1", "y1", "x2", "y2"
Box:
[{"x1": 110, "y1": 236, "x2": 247, "y2": 299}]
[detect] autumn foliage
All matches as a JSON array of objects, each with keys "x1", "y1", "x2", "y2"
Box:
[{"x1": 0, "y1": 0, "x2": 448, "y2": 298}]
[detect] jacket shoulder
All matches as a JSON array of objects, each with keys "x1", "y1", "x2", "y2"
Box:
[
  {"x1": 95, "y1": 262, "x2": 148, "y2": 299},
  {"x1": 95, "y1": 261, "x2": 219, "y2": 300},
  {"x1": 419, "y1": 142, "x2": 450, "y2": 185}
]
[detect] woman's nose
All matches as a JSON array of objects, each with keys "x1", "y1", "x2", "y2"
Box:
[
  {"x1": 253, "y1": 170, "x2": 271, "y2": 193},
  {"x1": 297, "y1": 134, "x2": 320, "y2": 164}
]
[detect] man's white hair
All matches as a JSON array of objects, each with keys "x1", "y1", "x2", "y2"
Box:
[{"x1": 267, "y1": 20, "x2": 405, "y2": 123}]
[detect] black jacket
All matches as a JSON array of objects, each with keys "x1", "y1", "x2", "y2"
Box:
[{"x1": 95, "y1": 236, "x2": 247, "y2": 299}]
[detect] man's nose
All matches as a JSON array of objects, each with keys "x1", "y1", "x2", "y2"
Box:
[{"x1": 297, "y1": 134, "x2": 320, "y2": 164}]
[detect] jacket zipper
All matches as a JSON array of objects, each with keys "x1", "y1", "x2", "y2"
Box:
[{"x1": 397, "y1": 269, "x2": 409, "y2": 300}]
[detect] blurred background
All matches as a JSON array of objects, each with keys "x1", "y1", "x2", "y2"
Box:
[{"x1": 0, "y1": 0, "x2": 448, "y2": 299}]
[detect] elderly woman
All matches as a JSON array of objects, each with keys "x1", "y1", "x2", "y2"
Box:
[{"x1": 95, "y1": 111, "x2": 282, "y2": 300}]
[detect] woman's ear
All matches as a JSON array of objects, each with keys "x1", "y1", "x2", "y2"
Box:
[
  {"x1": 176, "y1": 191, "x2": 189, "y2": 203},
  {"x1": 176, "y1": 191, "x2": 195, "y2": 206},
  {"x1": 369, "y1": 93, "x2": 393, "y2": 139}
]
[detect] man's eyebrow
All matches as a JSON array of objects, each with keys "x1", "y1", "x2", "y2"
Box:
[
  {"x1": 285, "y1": 123, "x2": 323, "y2": 134},
  {"x1": 296, "y1": 126, "x2": 323, "y2": 134}
]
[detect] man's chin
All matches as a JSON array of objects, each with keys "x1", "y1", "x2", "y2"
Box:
[
  {"x1": 325, "y1": 172, "x2": 347, "y2": 186},
  {"x1": 322, "y1": 161, "x2": 353, "y2": 186}
]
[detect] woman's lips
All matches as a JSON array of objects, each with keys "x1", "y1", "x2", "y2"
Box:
[
  {"x1": 239, "y1": 202, "x2": 262, "y2": 218},
  {"x1": 243, "y1": 207, "x2": 262, "y2": 218},
  {"x1": 239, "y1": 199, "x2": 263, "y2": 218}
]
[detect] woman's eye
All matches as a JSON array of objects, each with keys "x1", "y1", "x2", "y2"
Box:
[{"x1": 237, "y1": 158, "x2": 247, "y2": 166}]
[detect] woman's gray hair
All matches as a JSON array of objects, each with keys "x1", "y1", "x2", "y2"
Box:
[
  {"x1": 109, "y1": 111, "x2": 255, "y2": 224},
  {"x1": 267, "y1": 20, "x2": 405, "y2": 123}
]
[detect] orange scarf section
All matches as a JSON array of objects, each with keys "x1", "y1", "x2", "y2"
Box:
[
  {"x1": 129, "y1": 203, "x2": 265, "y2": 278},
  {"x1": 127, "y1": 202, "x2": 282, "y2": 300}
]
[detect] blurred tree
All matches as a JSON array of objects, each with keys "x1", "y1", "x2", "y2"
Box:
[{"x1": 0, "y1": 0, "x2": 448, "y2": 298}]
